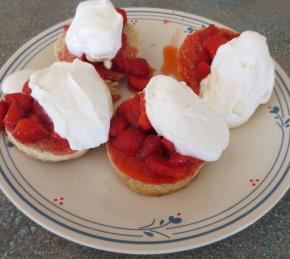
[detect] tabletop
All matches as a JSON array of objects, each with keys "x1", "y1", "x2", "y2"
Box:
[{"x1": 0, "y1": 0, "x2": 289, "y2": 258}]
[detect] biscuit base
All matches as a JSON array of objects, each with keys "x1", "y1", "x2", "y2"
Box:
[
  {"x1": 6, "y1": 131, "x2": 87, "y2": 162},
  {"x1": 107, "y1": 145, "x2": 205, "y2": 196}
]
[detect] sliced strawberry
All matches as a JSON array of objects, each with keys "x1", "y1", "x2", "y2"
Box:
[
  {"x1": 194, "y1": 48, "x2": 211, "y2": 65},
  {"x1": 203, "y1": 35, "x2": 228, "y2": 58},
  {"x1": 128, "y1": 58, "x2": 150, "y2": 77},
  {"x1": 121, "y1": 45, "x2": 138, "y2": 59},
  {"x1": 111, "y1": 127, "x2": 145, "y2": 156},
  {"x1": 137, "y1": 135, "x2": 165, "y2": 160},
  {"x1": 196, "y1": 61, "x2": 211, "y2": 82},
  {"x1": 48, "y1": 132, "x2": 71, "y2": 152},
  {"x1": 113, "y1": 51, "x2": 131, "y2": 72},
  {"x1": 94, "y1": 63, "x2": 125, "y2": 81},
  {"x1": 0, "y1": 101, "x2": 8, "y2": 130},
  {"x1": 177, "y1": 24, "x2": 237, "y2": 94},
  {"x1": 12, "y1": 118, "x2": 49, "y2": 143},
  {"x1": 169, "y1": 153, "x2": 196, "y2": 166},
  {"x1": 32, "y1": 100, "x2": 53, "y2": 131},
  {"x1": 4, "y1": 93, "x2": 33, "y2": 111},
  {"x1": 27, "y1": 114, "x2": 40, "y2": 123},
  {"x1": 109, "y1": 116, "x2": 128, "y2": 137},
  {"x1": 128, "y1": 75, "x2": 150, "y2": 91},
  {"x1": 138, "y1": 92, "x2": 151, "y2": 130},
  {"x1": 22, "y1": 81, "x2": 32, "y2": 96},
  {"x1": 3, "y1": 103, "x2": 26, "y2": 130},
  {"x1": 144, "y1": 155, "x2": 190, "y2": 179},
  {"x1": 161, "y1": 138, "x2": 176, "y2": 154},
  {"x1": 116, "y1": 8, "x2": 127, "y2": 27},
  {"x1": 203, "y1": 24, "x2": 218, "y2": 38},
  {"x1": 218, "y1": 27, "x2": 240, "y2": 41},
  {"x1": 117, "y1": 95, "x2": 141, "y2": 127}
]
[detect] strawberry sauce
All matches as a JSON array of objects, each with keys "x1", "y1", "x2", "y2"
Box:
[{"x1": 161, "y1": 45, "x2": 180, "y2": 79}]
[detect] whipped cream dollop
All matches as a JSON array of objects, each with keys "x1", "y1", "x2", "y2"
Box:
[
  {"x1": 65, "y1": 0, "x2": 123, "y2": 61},
  {"x1": 2, "y1": 70, "x2": 35, "y2": 95},
  {"x1": 29, "y1": 59, "x2": 113, "y2": 150},
  {"x1": 200, "y1": 31, "x2": 275, "y2": 128},
  {"x1": 144, "y1": 75, "x2": 229, "y2": 161}
]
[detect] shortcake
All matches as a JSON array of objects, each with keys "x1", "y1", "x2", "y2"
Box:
[
  {"x1": 178, "y1": 25, "x2": 275, "y2": 128},
  {"x1": 107, "y1": 75, "x2": 229, "y2": 196},
  {"x1": 177, "y1": 24, "x2": 239, "y2": 95},
  {"x1": 54, "y1": 0, "x2": 152, "y2": 92},
  {"x1": 0, "y1": 60, "x2": 113, "y2": 161}
]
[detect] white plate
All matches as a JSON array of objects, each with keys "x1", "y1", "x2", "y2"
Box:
[{"x1": 0, "y1": 8, "x2": 289, "y2": 255}]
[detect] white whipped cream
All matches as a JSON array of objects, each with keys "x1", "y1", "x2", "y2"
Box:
[
  {"x1": 1, "y1": 70, "x2": 35, "y2": 95},
  {"x1": 29, "y1": 60, "x2": 113, "y2": 151},
  {"x1": 200, "y1": 31, "x2": 275, "y2": 128},
  {"x1": 65, "y1": 0, "x2": 123, "y2": 60},
  {"x1": 144, "y1": 75, "x2": 229, "y2": 161}
]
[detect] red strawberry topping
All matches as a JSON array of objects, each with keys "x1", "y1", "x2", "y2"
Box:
[
  {"x1": 5, "y1": 93, "x2": 33, "y2": 111},
  {"x1": 58, "y1": 8, "x2": 152, "y2": 92},
  {"x1": 177, "y1": 24, "x2": 239, "y2": 94},
  {"x1": 32, "y1": 100, "x2": 53, "y2": 131},
  {"x1": 108, "y1": 93, "x2": 204, "y2": 182},
  {"x1": 0, "y1": 101, "x2": 8, "y2": 130},
  {"x1": 196, "y1": 61, "x2": 211, "y2": 82},
  {"x1": 143, "y1": 155, "x2": 189, "y2": 179},
  {"x1": 128, "y1": 58, "x2": 150, "y2": 77},
  {"x1": 22, "y1": 81, "x2": 32, "y2": 96},
  {"x1": 161, "y1": 138, "x2": 176, "y2": 154},
  {"x1": 138, "y1": 93, "x2": 151, "y2": 130},
  {"x1": 90, "y1": 62, "x2": 125, "y2": 81},
  {"x1": 12, "y1": 118, "x2": 49, "y2": 143},
  {"x1": 0, "y1": 80, "x2": 75, "y2": 154},
  {"x1": 203, "y1": 35, "x2": 228, "y2": 58},
  {"x1": 47, "y1": 132, "x2": 71, "y2": 153},
  {"x1": 128, "y1": 75, "x2": 150, "y2": 91},
  {"x1": 169, "y1": 153, "x2": 198, "y2": 166},
  {"x1": 117, "y1": 94, "x2": 141, "y2": 127},
  {"x1": 109, "y1": 116, "x2": 128, "y2": 137},
  {"x1": 3, "y1": 102, "x2": 26, "y2": 131},
  {"x1": 137, "y1": 135, "x2": 165, "y2": 160},
  {"x1": 113, "y1": 51, "x2": 131, "y2": 72},
  {"x1": 111, "y1": 127, "x2": 145, "y2": 156}
]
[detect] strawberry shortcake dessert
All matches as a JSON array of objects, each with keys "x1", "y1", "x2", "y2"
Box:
[
  {"x1": 178, "y1": 25, "x2": 275, "y2": 128},
  {"x1": 55, "y1": 0, "x2": 152, "y2": 92},
  {"x1": 0, "y1": 59, "x2": 113, "y2": 161},
  {"x1": 177, "y1": 24, "x2": 239, "y2": 95},
  {"x1": 107, "y1": 75, "x2": 229, "y2": 196}
]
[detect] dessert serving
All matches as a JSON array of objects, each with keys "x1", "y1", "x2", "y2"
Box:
[
  {"x1": 0, "y1": 60, "x2": 113, "y2": 161},
  {"x1": 0, "y1": 4, "x2": 289, "y2": 253},
  {"x1": 200, "y1": 31, "x2": 275, "y2": 127},
  {"x1": 177, "y1": 24, "x2": 239, "y2": 94},
  {"x1": 178, "y1": 25, "x2": 275, "y2": 128},
  {"x1": 107, "y1": 75, "x2": 229, "y2": 196},
  {"x1": 55, "y1": 0, "x2": 152, "y2": 91}
]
